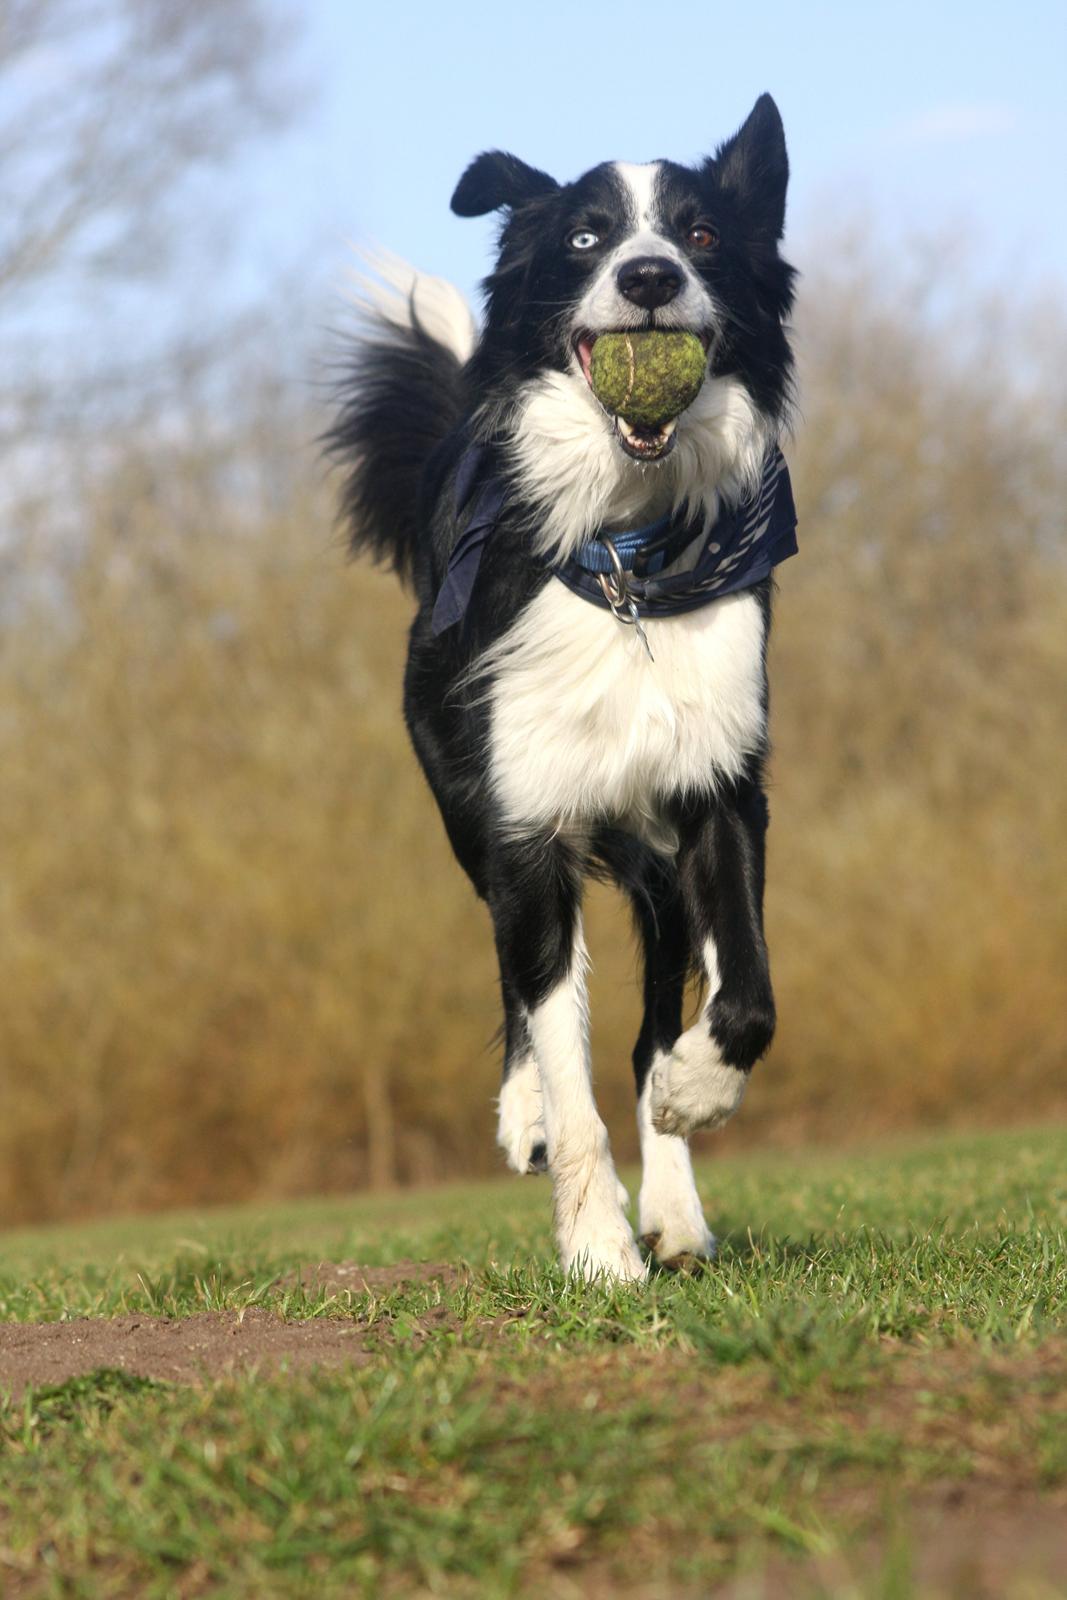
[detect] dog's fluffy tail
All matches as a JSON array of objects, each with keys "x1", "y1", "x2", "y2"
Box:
[{"x1": 327, "y1": 251, "x2": 477, "y2": 585}]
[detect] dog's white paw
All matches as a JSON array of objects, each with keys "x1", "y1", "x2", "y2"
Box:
[
  {"x1": 637, "y1": 1068, "x2": 716, "y2": 1267},
  {"x1": 638, "y1": 1163, "x2": 716, "y2": 1268},
  {"x1": 554, "y1": 1150, "x2": 647, "y2": 1284},
  {"x1": 497, "y1": 1055, "x2": 547, "y2": 1174},
  {"x1": 640, "y1": 1218, "x2": 717, "y2": 1269},
  {"x1": 563, "y1": 1227, "x2": 648, "y2": 1284},
  {"x1": 650, "y1": 1026, "x2": 747, "y2": 1137}
]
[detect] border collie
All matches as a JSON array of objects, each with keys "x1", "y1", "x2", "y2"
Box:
[{"x1": 329, "y1": 94, "x2": 797, "y2": 1282}]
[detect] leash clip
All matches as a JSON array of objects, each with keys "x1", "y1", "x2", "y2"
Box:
[{"x1": 595, "y1": 537, "x2": 654, "y2": 661}]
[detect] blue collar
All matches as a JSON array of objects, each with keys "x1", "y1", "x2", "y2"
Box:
[
  {"x1": 430, "y1": 444, "x2": 797, "y2": 636},
  {"x1": 570, "y1": 515, "x2": 673, "y2": 576}
]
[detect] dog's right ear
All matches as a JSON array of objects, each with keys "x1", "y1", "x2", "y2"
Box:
[{"x1": 451, "y1": 151, "x2": 559, "y2": 217}]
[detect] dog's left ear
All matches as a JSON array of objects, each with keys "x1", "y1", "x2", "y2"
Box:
[
  {"x1": 451, "y1": 151, "x2": 559, "y2": 217},
  {"x1": 708, "y1": 94, "x2": 789, "y2": 240}
]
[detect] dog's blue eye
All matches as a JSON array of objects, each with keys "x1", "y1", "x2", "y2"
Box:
[{"x1": 569, "y1": 229, "x2": 599, "y2": 251}]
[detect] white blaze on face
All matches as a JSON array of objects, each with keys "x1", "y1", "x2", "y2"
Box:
[
  {"x1": 574, "y1": 161, "x2": 717, "y2": 335},
  {"x1": 615, "y1": 161, "x2": 658, "y2": 228}
]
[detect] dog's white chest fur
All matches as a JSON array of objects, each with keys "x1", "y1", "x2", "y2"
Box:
[{"x1": 487, "y1": 580, "x2": 766, "y2": 842}]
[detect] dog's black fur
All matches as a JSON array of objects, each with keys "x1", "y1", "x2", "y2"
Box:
[{"x1": 328, "y1": 96, "x2": 796, "y2": 1277}]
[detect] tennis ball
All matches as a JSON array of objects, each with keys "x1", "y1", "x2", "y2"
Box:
[{"x1": 589, "y1": 331, "x2": 706, "y2": 426}]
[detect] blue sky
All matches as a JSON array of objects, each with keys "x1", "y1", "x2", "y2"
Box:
[
  {"x1": 6, "y1": 0, "x2": 1064, "y2": 372},
  {"x1": 238, "y1": 0, "x2": 1066, "y2": 316}
]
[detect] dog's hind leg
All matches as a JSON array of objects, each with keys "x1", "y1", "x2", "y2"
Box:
[
  {"x1": 405, "y1": 694, "x2": 550, "y2": 1175},
  {"x1": 651, "y1": 784, "x2": 776, "y2": 1139},
  {"x1": 629, "y1": 863, "x2": 716, "y2": 1268},
  {"x1": 490, "y1": 835, "x2": 645, "y2": 1283},
  {"x1": 496, "y1": 981, "x2": 547, "y2": 1174}
]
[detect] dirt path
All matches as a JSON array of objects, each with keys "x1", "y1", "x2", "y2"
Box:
[
  {"x1": 0, "y1": 1308, "x2": 380, "y2": 1392},
  {"x1": 0, "y1": 1260, "x2": 464, "y2": 1395},
  {"x1": 278, "y1": 1257, "x2": 468, "y2": 1296}
]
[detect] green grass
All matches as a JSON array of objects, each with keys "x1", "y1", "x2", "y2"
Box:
[{"x1": 1, "y1": 1125, "x2": 1065, "y2": 1597}]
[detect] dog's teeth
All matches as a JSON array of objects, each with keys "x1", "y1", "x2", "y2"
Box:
[
  {"x1": 615, "y1": 415, "x2": 677, "y2": 445},
  {"x1": 615, "y1": 414, "x2": 677, "y2": 459}
]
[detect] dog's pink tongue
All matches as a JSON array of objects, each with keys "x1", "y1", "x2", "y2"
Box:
[{"x1": 577, "y1": 336, "x2": 597, "y2": 383}]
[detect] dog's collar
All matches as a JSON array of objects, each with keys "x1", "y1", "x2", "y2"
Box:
[
  {"x1": 554, "y1": 448, "x2": 796, "y2": 621},
  {"x1": 568, "y1": 512, "x2": 689, "y2": 579},
  {"x1": 430, "y1": 443, "x2": 797, "y2": 637}
]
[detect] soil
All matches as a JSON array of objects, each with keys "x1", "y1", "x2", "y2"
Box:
[
  {"x1": 0, "y1": 1308, "x2": 378, "y2": 1394},
  {"x1": 705, "y1": 1486, "x2": 1067, "y2": 1600},
  {"x1": 505, "y1": 1342, "x2": 1067, "y2": 1598},
  {"x1": 549, "y1": 1487, "x2": 1067, "y2": 1599},
  {"x1": 278, "y1": 1257, "x2": 468, "y2": 1297},
  {"x1": 0, "y1": 1260, "x2": 469, "y2": 1396}
]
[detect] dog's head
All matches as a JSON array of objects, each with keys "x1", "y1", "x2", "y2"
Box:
[{"x1": 452, "y1": 95, "x2": 795, "y2": 551}]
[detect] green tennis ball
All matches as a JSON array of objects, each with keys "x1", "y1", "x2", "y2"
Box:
[{"x1": 589, "y1": 331, "x2": 707, "y2": 427}]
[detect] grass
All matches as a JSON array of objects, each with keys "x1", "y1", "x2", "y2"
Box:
[{"x1": 0, "y1": 1124, "x2": 1065, "y2": 1597}]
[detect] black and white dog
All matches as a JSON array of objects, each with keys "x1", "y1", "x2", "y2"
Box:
[{"x1": 330, "y1": 95, "x2": 797, "y2": 1282}]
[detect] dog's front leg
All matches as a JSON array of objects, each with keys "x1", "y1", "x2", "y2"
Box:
[
  {"x1": 628, "y1": 871, "x2": 716, "y2": 1266},
  {"x1": 651, "y1": 784, "x2": 776, "y2": 1138},
  {"x1": 490, "y1": 836, "x2": 645, "y2": 1283}
]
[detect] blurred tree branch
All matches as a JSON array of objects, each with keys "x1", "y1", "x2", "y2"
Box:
[
  {"x1": 0, "y1": 0, "x2": 292, "y2": 299},
  {"x1": 0, "y1": 0, "x2": 299, "y2": 449}
]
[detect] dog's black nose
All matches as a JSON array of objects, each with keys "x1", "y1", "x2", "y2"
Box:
[{"x1": 616, "y1": 256, "x2": 684, "y2": 309}]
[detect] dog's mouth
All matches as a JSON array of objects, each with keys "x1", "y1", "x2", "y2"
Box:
[
  {"x1": 575, "y1": 330, "x2": 710, "y2": 463},
  {"x1": 613, "y1": 413, "x2": 679, "y2": 461}
]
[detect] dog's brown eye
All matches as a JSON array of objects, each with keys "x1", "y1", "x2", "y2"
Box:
[{"x1": 688, "y1": 224, "x2": 718, "y2": 249}]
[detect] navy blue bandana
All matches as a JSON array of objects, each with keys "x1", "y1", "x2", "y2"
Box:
[
  {"x1": 430, "y1": 443, "x2": 797, "y2": 636},
  {"x1": 430, "y1": 446, "x2": 507, "y2": 636}
]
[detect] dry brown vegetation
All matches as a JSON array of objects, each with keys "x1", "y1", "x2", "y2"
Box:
[
  {"x1": 1, "y1": 252, "x2": 1065, "y2": 1224},
  {"x1": 768, "y1": 251, "x2": 1067, "y2": 1144}
]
